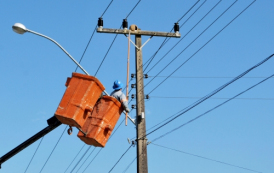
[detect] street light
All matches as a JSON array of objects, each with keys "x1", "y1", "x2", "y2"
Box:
[{"x1": 12, "y1": 23, "x2": 90, "y2": 75}]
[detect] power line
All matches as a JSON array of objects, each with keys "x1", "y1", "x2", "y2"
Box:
[
  {"x1": 140, "y1": 53, "x2": 273, "y2": 140},
  {"x1": 122, "y1": 157, "x2": 136, "y2": 173},
  {"x1": 177, "y1": 0, "x2": 201, "y2": 23},
  {"x1": 39, "y1": 126, "x2": 67, "y2": 173},
  {"x1": 75, "y1": 0, "x2": 115, "y2": 72},
  {"x1": 143, "y1": 0, "x2": 202, "y2": 72},
  {"x1": 131, "y1": 0, "x2": 256, "y2": 118},
  {"x1": 77, "y1": 117, "x2": 126, "y2": 172},
  {"x1": 100, "y1": 0, "x2": 114, "y2": 17},
  {"x1": 24, "y1": 136, "x2": 44, "y2": 173},
  {"x1": 75, "y1": 147, "x2": 96, "y2": 173},
  {"x1": 147, "y1": 0, "x2": 256, "y2": 95},
  {"x1": 150, "y1": 96, "x2": 274, "y2": 100},
  {"x1": 70, "y1": 146, "x2": 92, "y2": 173},
  {"x1": 94, "y1": 34, "x2": 118, "y2": 76},
  {"x1": 129, "y1": 0, "x2": 212, "y2": 94},
  {"x1": 151, "y1": 143, "x2": 262, "y2": 173},
  {"x1": 108, "y1": 144, "x2": 133, "y2": 173},
  {"x1": 145, "y1": 0, "x2": 223, "y2": 74},
  {"x1": 82, "y1": 148, "x2": 102, "y2": 173},
  {"x1": 64, "y1": 144, "x2": 86, "y2": 173},
  {"x1": 132, "y1": 0, "x2": 210, "y2": 98},
  {"x1": 125, "y1": 0, "x2": 141, "y2": 19},
  {"x1": 145, "y1": 0, "x2": 238, "y2": 93},
  {"x1": 151, "y1": 72, "x2": 274, "y2": 142},
  {"x1": 75, "y1": 26, "x2": 97, "y2": 72},
  {"x1": 147, "y1": 76, "x2": 272, "y2": 79},
  {"x1": 94, "y1": 0, "x2": 142, "y2": 76}
]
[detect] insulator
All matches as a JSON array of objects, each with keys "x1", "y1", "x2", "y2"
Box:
[
  {"x1": 145, "y1": 95, "x2": 150, "y2": 99},
  {"x1": 131, "y1": 105, "x2": 136, "y2": 109},
  {"x1": 123, "y1": 19, "x2": 128, "y2": 29},
  {"x1": 174, "y1": 23, "x2": 179, "y2": 32},
  {"x1": 98, "y1": 17, "x2": 103, "y2": 27},
  {"x1": 131, "y1": 84, "x2": 136, "y2": 88},
  {"x1": 131, "y1": 74, "x2": 135, "y2": 78},
  {"x1": 144, "y1": 74, "x2": 149, "y2": 78},
  {"x1": 131, "y1": 94, "x2": 135, "y2": 99}
]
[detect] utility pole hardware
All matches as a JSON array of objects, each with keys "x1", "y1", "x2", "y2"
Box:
[{"x1": 97, "y1": 18, "x2": 180, "y2": 173}]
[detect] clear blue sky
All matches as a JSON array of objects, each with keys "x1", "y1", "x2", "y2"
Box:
[{"x1": 1, "y1": 0, "x2": 274, "y2": 172}]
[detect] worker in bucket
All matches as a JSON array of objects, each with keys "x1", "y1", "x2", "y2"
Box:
[{"x1": 110, "y1": 80, "x2": 130, "y2": 113}]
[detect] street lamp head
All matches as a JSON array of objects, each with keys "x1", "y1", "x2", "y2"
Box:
[{"x1": 12, "y1": 23, "x2": 27, "y2": 34}]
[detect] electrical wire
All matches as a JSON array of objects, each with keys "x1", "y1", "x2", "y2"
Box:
[
  {"x1": 100, "y1": 0, "x2": 114, "y2": 17},
  {"x1": 75, "y1": 147, "x2": 96, "y2": 173},
  {"x1": 75, "y1": 117, "x2": 126, "y2": 173},
  {"x1": 130, "y1": 0, "x2": 258, "y2": 138},
  {"x1": 151, "y1": 143, "x2": 262, "y2": 173},
  {"x1": 130, "y1": 0, "x2": 254, "y2": 117},
  {"x1": 131, "y1": 0, "x2": 209, "y2": 97},
  {"x1": 144, "y1": 0, "x2": 222, "y2": 74},
  {"x1": 150, "y1": 96, "x2": 274, "y2": 100},
  {"x1": 125, "y1": 0, "x2": 141, "y2": 19},
  {"x1": 140, "y1": 53, "x2": 273, "y2": 140},
  {"x1": 177, "y1": 0, "x2": 201, "y2": 23},
  {"x1": 147, "y1": 76, "x2": 272, "y2": 79},
  {"x1": 147, "y1": 0, "x2": 256, "y2": 95},
  {"x1": 94, "y1": 0, "x2": 142, "y2": 76},
  {"x1": 145, "y1": 0, "x2": 238, "y2": 94},
  {"x1": 143, "y1": 0, "x2": 202, "y2": 72},
  {"x1": 94, "y1": 34, "x2": 119, "y2": 76},
  {"x1": 75, "y1": 0, "x2": 115, "y2": 72},
  {"x1": 151, "y1": 72, "x2": 274, "y2": 142},
  {"x1": 108, "y1": 144, "x2": 133, "y2": 173},
  {"x1": 64, "y1": 144, "x2": 86, "y2": 173},
  {"x1": 122, "y1": 157, "x2": 136, "y2": 173},
  {"x1": 70, "y1": 146, "x2": 92, "y2": 173},
  {"x1": 39, "y1": 126, "x2": 67, "y2": 173},
  {"x1": 82, "y1": 148, "x2": 103, "y2": 173},
  {"x1": 24, "y1": 136, "x2": 44, "y2": 173},
  {"x1": 75, "y1": 26, "x2": 97, "y2": 72}
]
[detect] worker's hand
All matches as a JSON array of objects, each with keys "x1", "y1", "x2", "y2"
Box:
[{"x1": 125, "y1": 108, "x2": 130, "y2": 113}]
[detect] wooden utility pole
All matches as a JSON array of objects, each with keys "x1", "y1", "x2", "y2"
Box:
[
  {"x1": 97, "y1": 19, "x2": 180, "y2": 173},
  {"x1": 135, "y1": 34, "x2": 148, "y2": 172}
]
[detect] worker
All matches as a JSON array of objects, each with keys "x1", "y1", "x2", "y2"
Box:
[{"x1": 110, "y1": 80, "x2": 130, "y2": 113}]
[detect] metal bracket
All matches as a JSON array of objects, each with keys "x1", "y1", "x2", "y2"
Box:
[
  {"x1": 127, "y1": 114, "x2": 136, "y2": 124},
  {"x1": 129, "y1": 36, "x2": 153, "y2": 50}
]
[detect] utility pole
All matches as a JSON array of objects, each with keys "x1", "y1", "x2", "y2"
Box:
[{"x1": 97, "y1": 18, "x2": 180, "y2": 173}]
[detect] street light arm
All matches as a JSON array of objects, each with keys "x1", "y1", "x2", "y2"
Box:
[{"x1": 26, "y1": 29, "x2": 90, "y2": 75}]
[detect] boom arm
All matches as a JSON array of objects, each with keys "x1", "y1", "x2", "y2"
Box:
[{"x1": 0, "y1": 116, "x2": 61, "y2": 168}]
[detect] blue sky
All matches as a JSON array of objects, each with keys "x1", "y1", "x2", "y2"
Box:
[{"x1": 1, "y1": 0, "x2": 274, "y2": 172}]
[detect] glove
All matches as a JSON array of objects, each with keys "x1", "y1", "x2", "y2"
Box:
[{"x1": 125, "y1": 107, "x2": 130, "y2": 113}]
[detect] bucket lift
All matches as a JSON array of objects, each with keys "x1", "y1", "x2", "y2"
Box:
[
  {"x1": 0, "y1": 72, "x2": 133, "y2": 168},
  {"x1": 1, "y1": 22, "x2": 137, "y2": 168}
]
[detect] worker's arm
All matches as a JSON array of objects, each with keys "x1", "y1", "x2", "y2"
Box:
[{"x1": 120, "y1": 94, "x2": 130, "y2": 113}]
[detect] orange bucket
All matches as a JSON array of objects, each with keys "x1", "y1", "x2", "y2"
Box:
[
  {"x1": 55, "y1": 72, "x2": 105, "y2": 128},
  {"x1": 77, "y1": 96, "x2": 123, "y2": 147}
]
